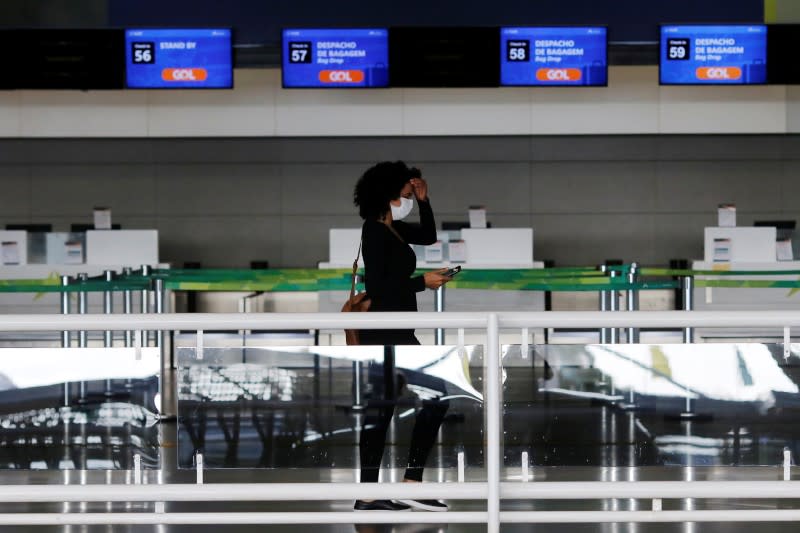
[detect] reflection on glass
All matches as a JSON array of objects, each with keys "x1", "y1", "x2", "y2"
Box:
[
  {"x1": 0, "y1": 347, "x2": 161, "y2": 470},
  {"x1": 177, "y1": 342, "x2": 800, "y2": 472},
  {"x1": 177, "y1": 345, "x2": 484, "y2": 471},
  {"x1": 506, "y1": 343, "x2": 800, "y2": 467}
]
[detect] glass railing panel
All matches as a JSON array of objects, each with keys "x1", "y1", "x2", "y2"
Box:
[
  {"x1": 0, "y1": 347, "x2": 161, "y2": 470},
  {"x1": 177, "y1": 344, "x2": 485, "y2": 479},
  {"x1": 503, "y1": 343, "x2": 800, "y2": 467}
]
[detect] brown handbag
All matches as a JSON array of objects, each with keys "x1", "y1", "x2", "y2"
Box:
[{"x1": 341, "y1": 240, "x2": 371, "y2": 345}]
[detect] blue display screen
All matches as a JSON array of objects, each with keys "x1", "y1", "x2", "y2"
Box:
[
  {"x1": 660, "y1": 25, "x2": 767, "y2": 85},
  {"x1": 500, "y1": 27, "x2": 607, "y2": 86},
  {"x1": 125, "y1": 29, "x2": 232, "y2": 89},
  {"x1": 282, "y1": 28, "x2": 389, "y2": 88}
]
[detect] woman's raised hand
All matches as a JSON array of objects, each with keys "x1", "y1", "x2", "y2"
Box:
[{"x1": 410, "y1": 177, "x2": 428, "y2": 202}]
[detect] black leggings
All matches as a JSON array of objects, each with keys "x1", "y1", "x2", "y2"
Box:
[{"x1": 358, "y1": 349, "x2": 450, "y2": 483}]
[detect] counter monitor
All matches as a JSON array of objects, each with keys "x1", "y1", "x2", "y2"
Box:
[
  {"x1": 500, "y1": 27, "x2": 608, "y2": 87},
  {"x1": 660, "y1": 24, "x2": 767, "y2": 85},
  {"x1": 125, "y1": 28, "x2": 233, "y2": 89},
  {"x1": 282, "y1": 28, "x2": 389, "y2": 88}
]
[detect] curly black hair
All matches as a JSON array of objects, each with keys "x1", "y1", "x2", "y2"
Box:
[{"x1": 353, "y1": 161, "x2": 413, "y2": 220}]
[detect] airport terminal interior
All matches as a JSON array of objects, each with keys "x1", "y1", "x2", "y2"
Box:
[{"x1": 4, "y1": 0, "x2": 800, "y2": 531}]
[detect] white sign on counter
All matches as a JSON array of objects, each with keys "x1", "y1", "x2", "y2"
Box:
[
  {"x1": 704, "y1": 227, "x2": 776, "y2": 263},
  {"x1": 424, "y1": 241, "x2": 443, "y2": 262},
  {"x1": 712, "y1": 238, "x2": 732, "y2": 263},
  {"x1": 468, "y1": 206, "x2": 487, "y2": 229},
  {"x1": 0, "y1": 231, "x2": 27, "y2": 265},
  {"x1": 717, "y1": 204, "x2": 736, "y2": 227},
  {"x1": 448, "y1": 240, "x2": 467, "y2": 263},
  {"x1": 777, "y1": 239, "x2": 794, "y2": 261},
  {"x1": 1, "y1": 242, "x2": 20, "y2": 265},
  {"x1": 93, "y1": 207, "x2": 112, "y2": 230},
  {"x1": 86, "y1": 230, "x2": 158, "y2": 266},
  {"x1": 328, "y1": 229, "x2": 363, "y2": 267},
  {"x1": 461, "y1": 228, "x2": 533, "y2": 266}
]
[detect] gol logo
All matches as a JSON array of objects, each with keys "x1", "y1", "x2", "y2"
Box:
[
  {"x1": 536, "y1": 68, "x2": 582, "y2": 82},
  {"x1": 319, "y1": 70, "x2": 364, "y2": 83},
  {"x1": 696, "y1": 67, "x2": 742, "y2": 81},
  {"x1": 162, "y1": 68, "x2": 209, "y2": 82}
]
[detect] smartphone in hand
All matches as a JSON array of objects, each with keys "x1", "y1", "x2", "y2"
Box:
[{"x1": 443, "y1": 265, "x2": 462, "y2": 277}]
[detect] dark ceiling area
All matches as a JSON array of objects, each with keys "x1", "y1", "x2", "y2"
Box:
[{"x1": 0, "y1": 0, "x2": 766, "y2": 66}]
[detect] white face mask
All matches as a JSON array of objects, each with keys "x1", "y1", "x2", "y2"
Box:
[{"x1": 390, "y1": 196, "x2": 414, "y2": 221}]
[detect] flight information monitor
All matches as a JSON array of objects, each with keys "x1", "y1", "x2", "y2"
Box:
[
  {"x1": 660, "y1": 25, "x2": 767, "y2": 85},
  {"x1": 500, "y1": 27, "x2": 607, "y2": 86},
  {"x1": 282, "y1": 28, "x2": 389, "y2": 88},
  {"x1": 125, "y1": 28, "x2": 233, "y2": 89}
]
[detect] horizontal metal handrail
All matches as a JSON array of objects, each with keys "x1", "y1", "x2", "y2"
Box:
[
  {"x1": 1, "y1": 481, "x2": 799, "y2": 502},
  {"x1": 2, "y1": 310, "x2": 800, "y2": 332},
  {"x1": 0, "y1": 483, "x2": 486, "y2": 502},
  {"x1": 6, "y1": 510, "x2": 800, "y2": 526},
  {"x1": 0, "y1": 312, "x2": 487, "y2": 332},
  {"x1": 0, "y1": 512, "x2": 484, "y2": 525},
  {"x1": 500, "y1": 511, "x2": 800, "y2": 524},
  {"x1": 1, "y1": 482, "x2": 800, "y2": 526}
]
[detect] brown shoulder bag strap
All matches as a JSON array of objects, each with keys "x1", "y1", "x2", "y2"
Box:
[
  {"x1": 350, "y1": 239, "x2": 361, "y2": 300},
  {"x1": 386, "y1": 223, "x2": 405, "y2": 244}
]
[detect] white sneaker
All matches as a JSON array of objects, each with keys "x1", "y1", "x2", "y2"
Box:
[{"x1": 397, "y1": 499, "x2": 448, "y2": 512}]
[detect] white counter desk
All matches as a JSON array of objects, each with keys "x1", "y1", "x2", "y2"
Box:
[{"x1": 691, "y1": 260, "x2": 800, "y2": 341}]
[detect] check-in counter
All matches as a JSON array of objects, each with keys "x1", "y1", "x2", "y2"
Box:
[
  {"x1": 0, "y1": 230, "x2": 162, "y2": 315},
  {"x1": 692, "y1": 226, "x2": 799, "y2": 340},
  {"x1": 692, "y1": 260, "x2": 800, "y2": 313}
]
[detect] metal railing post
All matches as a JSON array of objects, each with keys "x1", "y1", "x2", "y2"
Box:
[
  {"x1": 155, "y1": 278, "x2": 165, "y2": 348},
  {"x1": 609, "y1": 270, "x2": 619, "y2": 344},
  {"x1": 682, "y1": 276, "x2": 694, "y2": 343},
  {"x1": 435, "y1": 285, "x2": 445, "y2": 345},
  {"x1": 352, "y1": 361, "x2": 363, "y2": 411},
  {"x1": 351, "y1": 275, "x2": 365, "y2": 411},
  {"x1": 123, "y1": 267, "x2": 133, "y2": 348},
  {"x1": 103, "y1": 270, "x2": 115, "y2": 397},
  {"x1": 486, "y1": 313, "x2": 501, "y2": 533},
  {"x1": 627, "y1": 263, "x2": 640, "y2": 344},
  {"x1": 77, "y1": 272, "x2": 89, "y2": 403},
  {"x1": 60, "y1": 275, "x2": 71, "y2": 348},
  {"x1": 122, "y1": 267, "x2": 134, "y2": 391},
  {"x1": 680, "y1": 276, "x2": 697, "y2": 418},
  {"x1": 599, "y1": 265, "x2": 609, "y2": 344},
  {"x1": 60, "y1": 275, "x2": 71, "y2": 407},
  {"x1": 154, "y1": 277, "x2": 171, "y2": 417},
  {"x1": 141, "y1": 265, "x2": 151, "y2": 346},
  {"x1": 103, "y1": 270, "x2": 114, "y2": 347},
  {"x1": 77, "y1": 273, "x2": 88, "y2": 348}
]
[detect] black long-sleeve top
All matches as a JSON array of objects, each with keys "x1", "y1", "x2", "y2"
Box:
[{"x1": 359, "y1": 199, "x2": 437, "y2": 345}]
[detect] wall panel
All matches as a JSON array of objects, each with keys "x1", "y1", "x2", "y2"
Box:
[
  {"x1": 19, "y1": 91, "x2": 149, "y2": 138},
  {"x1": 658, "y1": 85, "x2": 788, "y2": 134},
  {"x1": 1, "y1": 135, "x2": 794, "y2": 268},
  {"x1": 2, "y1": 68, "x2": 797, "y2": 138},
  {"x1": 530, "y1": 67, "x2": 659, "y2": 135},
  {"x1": 787, "y1": 87, "x2": 800, "y2": 134},
  {"x1": 147, "y1": 70, "x2": 277, "y2": 137}
]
